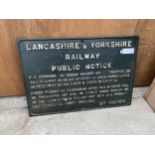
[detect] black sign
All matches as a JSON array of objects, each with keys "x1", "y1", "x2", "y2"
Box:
[{"x1": 18, "y1": 37, "x2": 139, "y2": 116}]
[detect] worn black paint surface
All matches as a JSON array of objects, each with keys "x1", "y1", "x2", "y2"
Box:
[{"x1": 18, "y1": 37, "x2": 139, "y2": 116}]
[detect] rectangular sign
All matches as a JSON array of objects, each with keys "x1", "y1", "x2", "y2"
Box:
[{"x1": 18, "y1": 37, "x2": 139, "y2": 116}]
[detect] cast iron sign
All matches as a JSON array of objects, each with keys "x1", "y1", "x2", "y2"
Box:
[{"x1": 18, "y1": 36, "x2": 139, "y2": 116}]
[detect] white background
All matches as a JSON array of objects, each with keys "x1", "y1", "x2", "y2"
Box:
[{"x1": 0, "y1": 0, "x2": 154, "y2": 18}]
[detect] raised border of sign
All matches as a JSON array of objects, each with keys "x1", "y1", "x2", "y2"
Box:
[{"x1": 17, "y1": 36, "x2": 139, "y2": 116}]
